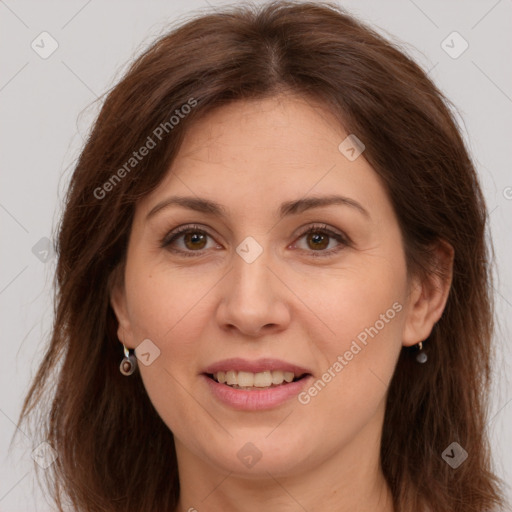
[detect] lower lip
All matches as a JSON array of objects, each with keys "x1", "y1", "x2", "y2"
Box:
[{"x1": 203, "y1": 374, "x2": 313, "y2": 411}]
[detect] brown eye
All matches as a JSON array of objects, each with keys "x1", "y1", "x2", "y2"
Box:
[
  {"x1": 182, "y1": 231, "x2": 207, "y2": 250},
  {"x1": 161, "y1": 223, "x2": 349, "y2": 259},
  {"x1": 294, "y1": 224, "x2": 349, "y2": 258},
  {"x1": 161, "y1": 224, "x2": 216, "y2": 257},
  {"x1": 305, "y1": 231, "x2": 330, "y2": 250}
]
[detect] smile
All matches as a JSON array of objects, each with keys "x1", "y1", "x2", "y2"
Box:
[{"x1": 209, "y1": 370, "x2": 306, "y2": 389}]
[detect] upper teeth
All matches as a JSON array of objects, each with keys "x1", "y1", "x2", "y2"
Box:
[{"x1": 214, "y1": 370, "x2": 297, "y2": 388}]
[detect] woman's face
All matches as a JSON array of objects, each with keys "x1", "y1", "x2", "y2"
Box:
[{"x1": 111, "y1": 94, "x2": 429, "y2": 478}]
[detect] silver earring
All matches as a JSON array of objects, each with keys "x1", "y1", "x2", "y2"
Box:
[
  {"x1": 119, "y1": 343, "x2": 137, "y2": 375},
  {"x1": 416, "y1": 341, "x2": 428, "y2": 364}
]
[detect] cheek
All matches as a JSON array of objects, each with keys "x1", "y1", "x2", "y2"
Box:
[
  {"x1": 124, "y1": 261, "x2": 215, "y2": 345},
  {"x1": 296, "y1": 260, "x2": 406, "y2": 415},
  {"x1": 304, "y1": 262, "x2": 406, "y2": 356},
  {"x1": 122, "y1": 267, "x2": 214, "y2": 438}
]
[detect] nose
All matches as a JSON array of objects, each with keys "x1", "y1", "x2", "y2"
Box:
[{"x1": 215, "y1": 247, "x2": 291, "y2": 338}]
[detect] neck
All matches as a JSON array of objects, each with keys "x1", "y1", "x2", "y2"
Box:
[{"x1": 175, "y1": 458, "x2": 393, "y2": 512}]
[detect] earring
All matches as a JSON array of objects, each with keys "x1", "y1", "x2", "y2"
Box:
[
  {"x1": 119, "y1": 343, "x2": 137, "y2": 375},
  {"x1": 416, "y1": 341, "x2": 428, "y2": 364}
]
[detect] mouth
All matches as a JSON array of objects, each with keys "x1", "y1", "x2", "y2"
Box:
[
  {"x1": 205, "y1": 370, "x2": 310, "y2": 390},
  {"x1": 202, "y1": 358, "x2": 313, "y2": 409}
]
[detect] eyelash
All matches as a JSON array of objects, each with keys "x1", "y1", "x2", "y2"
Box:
[{"x1": 160, "y1": 223, "x2": 350, "y2": 259}]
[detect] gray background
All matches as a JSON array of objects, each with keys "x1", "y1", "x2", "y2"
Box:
[{"x1": 1, "y1": 0, "x2": 511, "y2": 510}]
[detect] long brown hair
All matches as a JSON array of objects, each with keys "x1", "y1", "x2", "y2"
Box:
[{"x1": 15, "y1": 1, "x2": 508, "y2": 510}]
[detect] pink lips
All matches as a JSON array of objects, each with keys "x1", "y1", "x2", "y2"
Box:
[{"x1": 202, "y1": 357, "x2": 313, "y2": 411}]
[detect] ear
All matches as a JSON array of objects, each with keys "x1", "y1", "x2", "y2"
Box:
[
  {"x1": 402, "y1": 240, "x2": 454, "y2": 347},
  {"x1": 108, "y1": 263, "x2": 135, "y2": 349}
]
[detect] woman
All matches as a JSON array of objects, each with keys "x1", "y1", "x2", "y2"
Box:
[{"x1": 16, "y1": 1, "x2": 509, "y2": 511}]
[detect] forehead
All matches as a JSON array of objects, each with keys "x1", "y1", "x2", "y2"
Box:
[
  {"x1": 175, "y1": 94, "x2": 343, "y2": 166},
  {"x1": 136, "y1": 94, "x2": 389, "y2": 223}
]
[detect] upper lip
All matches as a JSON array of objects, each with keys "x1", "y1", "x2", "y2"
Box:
[{"x1": 203, "y1": 358, "x2": 312, "y2": 376}]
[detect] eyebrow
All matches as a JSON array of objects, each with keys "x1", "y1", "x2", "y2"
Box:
[{"x1": 146, "y1": 194, "x2": 370, "y2": 221}]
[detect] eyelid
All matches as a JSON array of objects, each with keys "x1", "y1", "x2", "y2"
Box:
[
  {"x1": 160, "y1": 223, "x2": 210, "y2": 247},
  {"x1": 294, "y1": 222, "x2": 350, "y2": 244}
]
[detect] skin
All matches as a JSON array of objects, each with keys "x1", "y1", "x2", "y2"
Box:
[{"x1": 111, "y1": 93, "x2": 453, "y2": 512}]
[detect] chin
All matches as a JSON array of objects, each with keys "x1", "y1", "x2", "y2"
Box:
[{"x1": 198, "y1": 433, "x2": 316, "y2": 477}]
